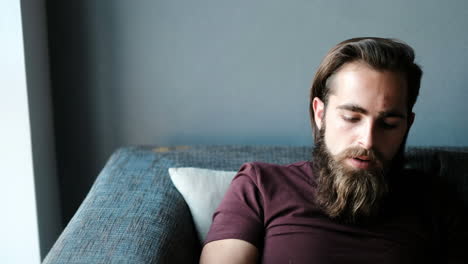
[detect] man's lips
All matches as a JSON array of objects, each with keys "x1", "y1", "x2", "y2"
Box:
[
  {"x1": 355, "y1": 156, "x2": 371, "y2": 161},
  {"x1": 346, "y1": 156, "x2": 373, "y2": 169}
]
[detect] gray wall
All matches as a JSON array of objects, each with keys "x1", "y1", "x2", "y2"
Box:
[
  {"x1": 47, "y1": 0, "x2": 468, "y2": 222},
  {"x1": 21, "y1": 0, "x2": 62, "y2": 259}
]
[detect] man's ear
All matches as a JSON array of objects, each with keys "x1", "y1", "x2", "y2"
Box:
[{"x1": 312, "y1": 97, "x2": 325, "y2": 130}]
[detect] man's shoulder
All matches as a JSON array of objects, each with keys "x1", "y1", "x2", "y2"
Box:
[
  {"x1": 400, "y1": 167, "x2": 436, "y2": 189},
  {"x1": 247, "y1": 160, "x2": 311, "y2": 169},
  {"x1": 388, "y1": 168, "x2": 436, "y2": 207},
  {"x1": 241, "y1": 160, "x2": 312, "y2": 176},
  {"x1": 237, "y1": 161, "x2": 314, "y2": 186}
]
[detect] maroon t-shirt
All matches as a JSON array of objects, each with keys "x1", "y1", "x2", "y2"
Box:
[{"x1": 205, "y1": 161, "x2": 439, "y2": 264}]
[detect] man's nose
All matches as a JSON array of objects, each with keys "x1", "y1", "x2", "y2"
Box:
[{"x1": 358, "y1": 122, "x2": 375, "y2": 150}]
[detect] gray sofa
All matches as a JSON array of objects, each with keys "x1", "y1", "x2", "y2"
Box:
[{"x1": 43, "y1": 145, "x2": 468, "y2": 263}]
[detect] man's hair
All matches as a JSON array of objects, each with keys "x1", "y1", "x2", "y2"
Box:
[{"x1": 309, "y1": 37, "x2": 423, "y2": 142}]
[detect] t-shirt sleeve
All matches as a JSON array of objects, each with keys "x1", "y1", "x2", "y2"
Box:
[{"x1": 204, "y1": 162, "x2": 264, "y2": 249}]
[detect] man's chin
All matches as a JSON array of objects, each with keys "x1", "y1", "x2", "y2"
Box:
[
  {"x1": 322, "y1": 167, "x2": 388, "y2": 225},
  {"x1": 312, "y1": 139, "x2": 389, "y2": 224},
  {"x1": 312, "y1": 126, "x2": 409, "y2": 224}
]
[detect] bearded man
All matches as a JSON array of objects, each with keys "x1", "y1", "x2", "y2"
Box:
[{"x1": 200, "y1": 38, "x2": 464, "y2": 263}]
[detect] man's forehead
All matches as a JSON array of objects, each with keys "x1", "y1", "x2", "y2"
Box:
[
  {"x1": 326, "y1": 62, "x2": 409, "y2": 114},
  {"x1": 327, "y1": 61, "x2": 407, "y2": 95}
]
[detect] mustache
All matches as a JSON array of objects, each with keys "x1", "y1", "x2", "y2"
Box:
[{"x1": 334, "y1": 147, "x2": 384, "y2": 169}]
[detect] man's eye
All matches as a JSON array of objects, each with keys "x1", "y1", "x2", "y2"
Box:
[
  {"x1": 342, "y1": 116, "x2": 359, "y2": 122},
  {"x1": 381, "y1": 122, "x2": 398, "y2": 129}
]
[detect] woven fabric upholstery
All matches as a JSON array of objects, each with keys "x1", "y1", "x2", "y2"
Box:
[{"x1": 43, "y1": 145, "x2": 468, "y2": 264}]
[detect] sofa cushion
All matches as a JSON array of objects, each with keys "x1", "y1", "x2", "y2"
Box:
[{"x1": 169, "y1": 167, "x2": 236, "y2": 242}]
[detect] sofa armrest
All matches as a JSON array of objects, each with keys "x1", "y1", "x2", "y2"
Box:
[{"x1": 43, "y1": 147, "x2": 201, "y2": 264}]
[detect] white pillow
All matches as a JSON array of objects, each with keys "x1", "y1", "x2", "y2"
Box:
[{"x1": 168, "y1": 167, "x2": 237, "y2": 242}]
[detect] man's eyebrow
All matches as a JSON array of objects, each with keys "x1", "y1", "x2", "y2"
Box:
[
  {"x1": 336, "y1": 104, "x2": 368, "y2": 114},
  {"x1": 378, "y1": 110, "x2": 406, "y2": 119},
  {"x1": 337, "y1": 104, "x2": 406, "y2": 119}
]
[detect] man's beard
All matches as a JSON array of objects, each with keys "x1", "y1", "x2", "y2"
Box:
[{"x1": 312, "y1": 127, "x2": 406, "y2": 225}]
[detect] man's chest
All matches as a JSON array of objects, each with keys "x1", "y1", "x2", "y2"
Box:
[{"x1": 260, "y1": 196, "x2": 432, "y2": 264}]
